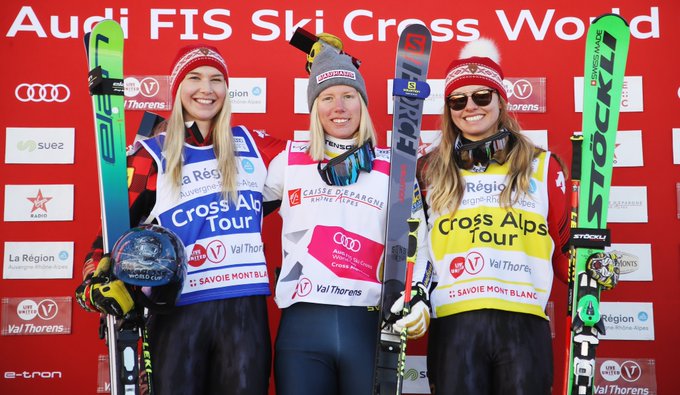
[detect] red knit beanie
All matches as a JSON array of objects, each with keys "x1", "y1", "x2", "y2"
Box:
[
  {"x1": 169, "y1": 45, "x2": 229, "y2": 97},
  {"x1": 444, "y1": 38, "x2": 508, "y2": 101}
]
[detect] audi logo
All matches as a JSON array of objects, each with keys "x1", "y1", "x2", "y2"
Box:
[
  {"x1": 333, "y1": 232, "x2": 361, "y2": 252},
  {"x1": 15, "y1": 83, "x2": 70, "y2": 103}
]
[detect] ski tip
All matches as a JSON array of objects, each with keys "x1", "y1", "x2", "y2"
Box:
[{"x1": 592, "y1": 13, "x2": 630, "y2": 27}]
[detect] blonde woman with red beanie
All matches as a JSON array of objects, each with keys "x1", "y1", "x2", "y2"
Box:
[{"x1": 76, "y1": 44, "x2": 284, "y2": 394}]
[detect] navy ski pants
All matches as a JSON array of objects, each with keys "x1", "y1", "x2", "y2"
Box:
[{"x1": 274, "y1": 302, "x2": 380, "y2": 395}]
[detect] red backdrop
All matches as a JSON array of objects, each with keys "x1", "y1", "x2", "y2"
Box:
[{"x1": 1, "y1": 1, "x2": 678, "y2": 394}]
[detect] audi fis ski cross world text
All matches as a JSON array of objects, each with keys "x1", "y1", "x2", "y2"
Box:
[{"x1": 586, "y1": 29, "x2": 618, "y2": 226}]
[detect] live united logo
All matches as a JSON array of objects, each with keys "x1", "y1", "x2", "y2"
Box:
[{"x1": 26, "y1": 189, "x2": 52, "y2": 218}]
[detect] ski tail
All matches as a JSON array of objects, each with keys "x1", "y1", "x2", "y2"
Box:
[{"x1": 565, "y1": 13, "x2": 630, "y2": 395}]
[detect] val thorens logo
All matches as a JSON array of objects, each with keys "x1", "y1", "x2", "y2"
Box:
[{"x1": 27, "y1": 189, "x2": 52, "y2": 213}]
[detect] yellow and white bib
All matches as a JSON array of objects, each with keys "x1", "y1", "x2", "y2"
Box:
[{"x1": 428, "y1": 152, "x2": 555, "y2": 319}]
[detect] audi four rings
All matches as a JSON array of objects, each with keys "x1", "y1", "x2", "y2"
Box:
[
  {"x1": 333, "y1": 232, "x2": 361, "y2": 252},
  {"x1": 15, "y1": 83, "x2": 70, "y2": 103}
]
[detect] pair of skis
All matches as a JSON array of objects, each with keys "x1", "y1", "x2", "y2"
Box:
[
  {"x1": 86, "y1": 19, "x2": 148, "y2": 395},
  {"x1": 564, "y1": 14, "x2": 630, "y2": 395}
]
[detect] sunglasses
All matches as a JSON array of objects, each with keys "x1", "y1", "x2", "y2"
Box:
[
  {"x1": 447, "y1": 89, "x2": 496, "y2": 111},
  {"x1": 317, "y1": 141, "x2": 375, "y2": 186}
]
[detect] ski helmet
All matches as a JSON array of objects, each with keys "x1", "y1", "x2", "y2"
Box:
[{"x1": 111, "y1": 224, "x2": 187, "y2": 312}]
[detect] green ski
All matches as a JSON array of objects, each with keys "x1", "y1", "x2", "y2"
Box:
[
  {"x1": 85, "y1": 19, "x2": 140, "y2": 395},
  {"x1": 564, "y1": 13, "x2": 630, "y2": 395}
]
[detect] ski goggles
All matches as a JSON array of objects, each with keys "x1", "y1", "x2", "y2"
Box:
[
  {"x1": 454, "y1": 129, "x2": 511, "y2": 172},
  {"x1": 446, "y1": 89, "x2": 496, "y2": 111},
  {"x1": 317, "y1": 141, "x2": 375, "y2": 186}
]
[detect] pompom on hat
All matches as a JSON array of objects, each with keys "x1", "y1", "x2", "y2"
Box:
[
  {"x1": 169, "y1": 44, "x2": 229, "y2": 97},
  {"x1": 307, "y1": 44, "x2": 368, "y2": 111},
  {"x1": 444, "y1": 38, "x2": 508, "y2": 101}
]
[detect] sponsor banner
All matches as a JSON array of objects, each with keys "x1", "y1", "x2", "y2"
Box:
[
  {"x1": 4, "y1": 127, "x2": 75, "y2": 164},
  {"x1": 503, "y1": 77, "x2": 546, "y2": 113},
  {"x1": 574, "y1": 76, "x2": 643, "y2": 112},
  {"x1": 673, "y1": 128, "x2": 680, "y2": 165},
  {"x1": 293, "y1": 130, "x2": 310, "y2": 141},
  {"x1": 600, "y1": 302, "x2": 654, "y2": 341},
  {"x1": 293, "y1": 78, "x2": 309, "y2": 114},
  {"x1": 614, "y1": 131, "x2": 644, "y2": 167},
  {"x1": 605, "y1": 243, "x2": 652, "y2": 281},
  {"x1": 124, "y1": 75, "x2": 171, "y2": 111},
  {"x1": 3, "y1": 241, "x2": 74, "y2": 279},
  {"x1": 402, "y1": 356, "x2": 431, "y2": 394},
  {"x1": 596, "y1": 358, "x2": 657, "y2": 395},
  {"x1": 522, "y1": 130, "x2": 548, "y2": 150},
  {"x1": 229, "y1": 77, "x2": 267, "y2": 113},
  {"x1": 608, "y1": 186, "x2": 648, "y2": 223},
  {"x1": 1, "y1": 297, "x2": 72, "y2": 336},
  {"x1": 124, "y1": 76, "x2": 265, "y2": 113},
  {"x1": 3, "y1": 184, "x2": 74, "y2": 222}
]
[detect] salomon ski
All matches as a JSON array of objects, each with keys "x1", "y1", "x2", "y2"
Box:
[
  {"x1": 86, "y1": 19, "x2": 140, "y2": 395},
  {"x1": 373, "y1": 24, "x2": 432, "y2": 395},
  {"x1": 565, "y1": 14, "x2": 630, "y2": 395}
]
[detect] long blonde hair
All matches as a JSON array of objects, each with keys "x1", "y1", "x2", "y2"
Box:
[
  {"x1": 424, "y1": 97, "x2": 545, "y2": 214},
  {"x1": 306, "y1": 95, "x2": 377, "y2": 160},
  {"x1": 160, "y1": 79, "x2": 238, "y2": 202}
]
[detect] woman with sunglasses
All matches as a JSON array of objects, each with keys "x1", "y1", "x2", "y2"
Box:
[
  {"x1": 264, "y1": 42, "x2": 432, "y2": 395},
  {"x1": 420, "y1": 38, "x2": 570, "y2": 395}
]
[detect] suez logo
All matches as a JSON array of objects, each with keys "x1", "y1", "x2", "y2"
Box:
[
  {"x1": 15, "y1": 83, "x2": 70, "y2": 103},
  {"x1": 16, "y1": 140, "x2": 64, "y2": 151},
  {"x1": 5, "y1": 127, "x2": 75, "y2": 165}
]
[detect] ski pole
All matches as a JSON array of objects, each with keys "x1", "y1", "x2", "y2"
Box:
[
  {"x1": 395, "y1": 217, "x2": 421, "y2": 395},
  {"x1": 563, "y1": 132, "x2": 582, "y2": 394}
]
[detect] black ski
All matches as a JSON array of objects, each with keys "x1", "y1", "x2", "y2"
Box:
[{"x1": 373, "y1": 24, "x2": 432, "y2": 395}]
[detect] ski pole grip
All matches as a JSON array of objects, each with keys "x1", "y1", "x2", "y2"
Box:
[
  {"x1": 403, "y1": 218, "x2": 421, "y2": 304},
  {"x1": 570, "y1": 132, "x2": 583, "y2": 181}
]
